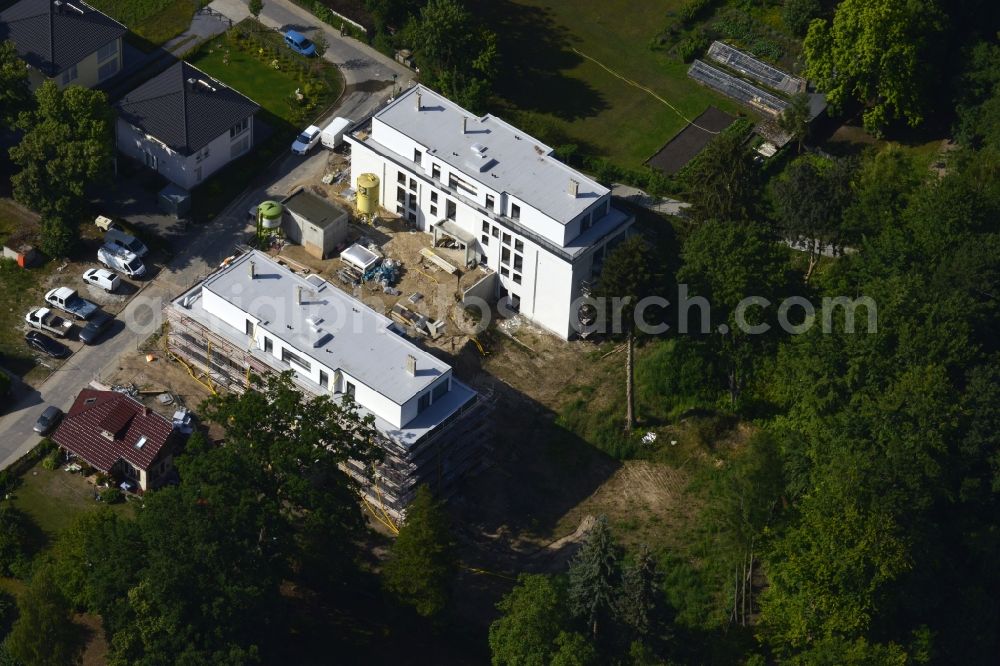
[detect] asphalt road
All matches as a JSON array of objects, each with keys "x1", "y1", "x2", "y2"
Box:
[{"x1": 0, "y1": 0, "x2": 410, "y2": 470}]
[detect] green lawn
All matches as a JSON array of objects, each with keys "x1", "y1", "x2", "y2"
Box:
[
  {"x1": 11, "y1": 462, "x2": 133, "y2": 539},
  {"x1": 189, "y1": 25, "x2": 344, "y2": 126},
  {"x1": 0, "y1": 201, "x2": 47, "y2": 378},
  {"x1": 473, "y1": 0, "x2": 745, "y2": 169},
  {"x1": 190, "y1": 45, "x2": 310, "y2": 124}
]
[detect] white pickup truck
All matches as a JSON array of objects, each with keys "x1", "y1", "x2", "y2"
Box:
[
  {"x1": 25, "y1": 307, "x2": 74, "y2": 338},
  {"x1": 45, "y1": 287, "x2": 98, "y2": 320}
]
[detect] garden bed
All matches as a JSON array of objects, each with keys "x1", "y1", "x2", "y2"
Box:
[{"x1": 188, "y1": 20, "x2": 344, "y2": 127}]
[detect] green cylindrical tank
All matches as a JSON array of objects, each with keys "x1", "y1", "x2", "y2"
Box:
[
  {"x1": 258, "y1": 200, "x2": 283, "y2": 229},
  {"x1": 356, "y1": 173, "x2": 380, "y2": 216}
]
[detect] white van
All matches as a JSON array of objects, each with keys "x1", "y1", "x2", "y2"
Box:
[
  {"x1": 321, "y1": 117, "x2": 353, "y2": 149},
  {"x1": 98, "y1": 245, "x2": 146, "y2": 279},
  {"x1": 104, "y1": 228, "x2": 149, "y2": 258},
  {"x1": 82, "y1": 267, "x2": 121, "y2": 292}
]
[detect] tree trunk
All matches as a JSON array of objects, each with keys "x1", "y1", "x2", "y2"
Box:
[
  {"x1": 804, "y1": 239, "x2": 820, "y2": 283},
  {"x1": 741, "y1": 550, "x2": 748, "y2": 626},
  {"x1": 625, "y1": 329, "x2": 635, "y2": 432}
]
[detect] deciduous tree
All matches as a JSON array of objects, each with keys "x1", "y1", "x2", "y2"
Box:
[
  {"x1": 6, "y1": 565, "x2": 78, "y2": 666},
  {"x1": 782, "y1": 0, "x2": 822, "y2": 36},
  {"x1": 0, "y1": 503, "x2": 31, "y2": 577},
  {"x1": 803, "y1": 0, "x2": 946, "y2": 133},
  {"x1": 382, "y1": 485, "x2": 458, "y2": 617},
  {"x1": 489, "y1": 574, "x2": 575, "y2": 666},
  {"x1": 770, "y1": 155, "x2": 855, "y2": 280},
  {"x1": 778, "y1": 92, "x2": 811, "y2": 153},
  {"x1": 0, "y1": 40, "x2": 31, "y2": 128},
  {"x1": 404, "y1": 0, "x2": 498, "y2": 112},
  {"x1": 677, "y1": 220, "x2": 790, "y2": 404},
  {"x1": 9, "y1": 81, "x2": 113, "y2": 245}
]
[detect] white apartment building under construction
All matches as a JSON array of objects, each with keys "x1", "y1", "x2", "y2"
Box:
[
  {"x1": 165, "y1": 250, "x2": 490, "y2": 519},
  {"x1": 347, "y1": 84, "x2": 634, "y2": 339}
]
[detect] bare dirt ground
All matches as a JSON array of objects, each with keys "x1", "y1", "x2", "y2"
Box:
[{"x1": 99, "y1": 341, "x2": 225, "y2": 442}]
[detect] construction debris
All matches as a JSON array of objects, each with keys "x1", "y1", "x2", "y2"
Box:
[
  {"x1": 420, "y1": 247, "x2": 458, "y2": 274},
  {"x1": 390, "y1": 302, "x2": 444, "y2": 338},
  {"x1": 362, "y1": 257, "x2": 400, "y2": 287}
]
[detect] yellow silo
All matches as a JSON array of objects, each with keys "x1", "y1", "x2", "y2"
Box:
[{"x1": 356, "y1": 173, "x2": 380, "y2": 216}]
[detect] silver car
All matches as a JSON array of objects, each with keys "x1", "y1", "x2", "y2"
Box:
[{"x1": 33, "y1": 405, "x2": 63, "y2": 435}]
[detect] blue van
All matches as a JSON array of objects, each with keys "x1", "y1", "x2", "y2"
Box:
[{"x1": 284, "y1": 30, "x2": 316, "y2": 57}]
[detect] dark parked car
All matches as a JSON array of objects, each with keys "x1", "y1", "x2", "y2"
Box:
[
  {"x1": 33, "y1": 405, "x2": 63, "y2": 434},
  {"x1": 78, "y1": 310, "x2": 114, "y2": 345},
  {"x1": 25, "y1": 331, "x2": 70, "y2": 359}
]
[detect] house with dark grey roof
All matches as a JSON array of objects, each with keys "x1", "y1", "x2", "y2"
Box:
[
  {"x1": 115, "y1": 61, "x2": 261, "y2": 190},
  {"x1": 0, "y1": 0, "x2": 126, "y2": 89},
  {"x1": 51, "y1": 389, "x2": 179, "y2": 492}
]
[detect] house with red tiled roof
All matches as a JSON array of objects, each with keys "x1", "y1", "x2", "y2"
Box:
[{"x1": 51, "y1": 389, "x2": 178, "y2": 491}]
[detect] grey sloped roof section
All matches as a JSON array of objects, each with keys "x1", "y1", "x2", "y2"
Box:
[
  {"x1": 0, "y1": 0, "x2": 127, "y2": 76},
  {"x1": 116, "y1": 61, "x2": 260, "y2": 155}
]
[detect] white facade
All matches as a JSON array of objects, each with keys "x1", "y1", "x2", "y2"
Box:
[
  {"x1": 116, "y1": 115, "x2": 254, "y2": 191},
  {"x1": 177, "y1": 252, "x2": 462, "y2": 434},
  {"x1": 347, "y1": 85, "x2": 634, "y2": 339}
]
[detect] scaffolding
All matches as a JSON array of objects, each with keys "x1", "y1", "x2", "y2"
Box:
[{"x1": 164, "y1": 302, "x2": 494, "y2": 522}]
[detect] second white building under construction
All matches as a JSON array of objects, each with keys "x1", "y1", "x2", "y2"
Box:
[{"x1": 165, "y1": 250, "x2": 489, "y2": 519}]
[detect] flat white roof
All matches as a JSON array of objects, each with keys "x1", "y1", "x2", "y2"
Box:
[
  {"x1": 371, "y1": 85, "x2": 609, "y2": 224},
  {"x1": 190, "y1": 251, "x2": 450, "y2": 405}
]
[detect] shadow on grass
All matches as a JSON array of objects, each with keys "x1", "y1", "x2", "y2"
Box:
[{"x1": 469, "y1": 0, "x2": 607, "y2": 122}]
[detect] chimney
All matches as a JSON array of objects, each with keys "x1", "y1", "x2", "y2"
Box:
[
  {"x1": 568, "y1": 179, "x2": 580, "y2": 197},
  {"x1": 249, "y1": 261, "x2": 255, "y2": 279},
  {"x1": 143, "y1": 406, "x2": 150, "y2": 417},
  {"x1": 297, "y1": 286, "x2": 303, "y2": 305},
  {"x1": 462, "y1": 116, "x2": 468, "y2": 134},
  {"x1": 415, "y1": 91, "x2": 422, "y2": 111},
  {"x1": 406, "y1": 355, "x2": 416, "y2": 376}
]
